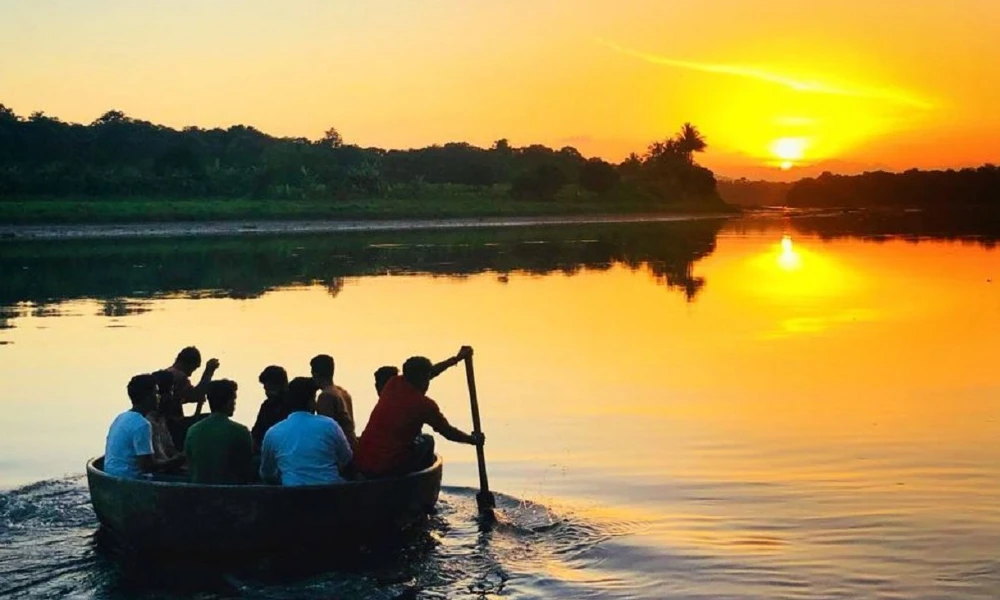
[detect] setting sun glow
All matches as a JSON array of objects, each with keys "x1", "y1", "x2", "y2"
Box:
[
  {"x1": 1, "y1": 1, "x2": 999, "y2": 178},
  {"x1": 771, "y1": 138, "x2": 808, "y2": 170}
]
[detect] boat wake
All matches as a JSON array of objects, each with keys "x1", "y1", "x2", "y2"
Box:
[{"x1": 0, "y1": 478, "x2": 634, "y2": 599}]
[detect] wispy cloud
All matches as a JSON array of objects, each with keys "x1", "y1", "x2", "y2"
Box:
[{"x1": 597, "y1": 39, "x2": 932, "y2": 110}]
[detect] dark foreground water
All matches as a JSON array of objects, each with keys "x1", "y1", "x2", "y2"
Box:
[
  {"x1": 2, "y1": 479, "x2": 632, "y2": 599},
  {"x1": 2, "y1": 212, "x2": 1000, "y2": 598}
]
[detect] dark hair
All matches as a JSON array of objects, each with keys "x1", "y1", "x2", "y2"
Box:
[
  {"x1": 175, "y1": 346, "x2": 202, "y2": 369},
  {"x1": 258, "y1": 365, "x2": 288, "y2": 387},
  {"x1": 287, "y1": 377, "x2": 319, "y2": 411},
  {"x1": 152, "y1": 370, "x2": 174, "y2": 395},
  {"x1": 152, "y1": 370, "x2": 176, "y2": 414},
  {"x1": 402, "y1": 356, "x2": 433, "y2": 387},
  {"x1": 206, "y1": 379, "x2": 238, "y2": 413},
  {"x1": 374, "y1": 365, "x2": 399, "y2": 393},
  {"x1": 127, "y1": 374, "x2": 157, "y2": 404},
  {"x1": 309, "y1": 354, "x2": 335, "y2": 379}
]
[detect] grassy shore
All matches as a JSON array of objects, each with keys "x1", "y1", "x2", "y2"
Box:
[{"x1": 0, "y1": 188, "x2": 735, "y2": 225}]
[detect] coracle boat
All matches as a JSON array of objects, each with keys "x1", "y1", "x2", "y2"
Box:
[{"x1": 86, "y1": 455, "x2": 443, "y2": 554}]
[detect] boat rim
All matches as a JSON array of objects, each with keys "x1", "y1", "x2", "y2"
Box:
[{"x1": 86, "y1": 454, "x2": 443, "y2": 490}]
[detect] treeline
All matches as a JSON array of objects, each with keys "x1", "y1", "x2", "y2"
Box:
[
  {"x1": 716, "y1": 167, "x2": 1000, "y2": 209},
  {"x1": 786, "y1": 167, "x2": 1000, "y2": 208},
  {"x1": 0, "y1": 104, "x2": 723, "y2": 206},
  {"x1": 716, "y1": 178, "x2": 793, "y2": 207}
]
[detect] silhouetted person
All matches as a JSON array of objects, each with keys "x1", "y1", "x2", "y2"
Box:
[
  {"x1": 259, "y1": 377, "x2": 353, "y2": 486},
  {"x1": 104, "y1": 374, "x2": 184, "y2": 479},
  {"x1": 310, "y1": 354, "x2": 356, "y2": 448},
  {"x1": 373, "y1": 351, "x2": 465, "y2": 397},
  {"x1": 184, "y1": 380, "x2": 253, "y2": 484},
  {"x1": 251, "y1": 365, "x2": 290, "y2": 453},
  {"x1": 148, "y1": 370, "x2": 183, "y2": 465},
  {"x1": 374, "y1": 366, "x2": 399, "y2": 396},
  {"x1": 163, "y1": 346, "x2": 220, "y2": 446},
  {"x1": 355, "y1": 347, "x2": 483, "y2": 478}
]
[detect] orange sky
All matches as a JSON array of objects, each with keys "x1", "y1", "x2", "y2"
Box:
[{"x1": 1, "y1": 0, "x2": 998, "y2": 179}]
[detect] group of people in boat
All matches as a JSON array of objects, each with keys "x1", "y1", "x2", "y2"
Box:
[{"x1": 102, "y1": 345, "x2": 484, "y2": 485}]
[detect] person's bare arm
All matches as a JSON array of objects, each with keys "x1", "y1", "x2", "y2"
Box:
[
  {"x1": 317, "y1": 391, "x2": 357, "y2": 447},
  {"x1": 424, "y1": 406, "x2": 484, "y2": 446},
  {"x1": 192, "y1": 358, "x2": 220, "y2": 415},
  {"x1": 430, "y1": 346, "x2": 473, "y2": 380},
  {"x1": 137, "y1": 453, "x2": 184, "y2": 474}
]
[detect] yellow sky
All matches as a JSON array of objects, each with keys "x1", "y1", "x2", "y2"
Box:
[{"x1": 1, "y1": 0, "x2": 998, "y2": 178}]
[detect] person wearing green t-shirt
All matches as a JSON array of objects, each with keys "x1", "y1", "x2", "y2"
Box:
[{"x1": 184, "y1": 379, "x2": 253, "y2": 484}]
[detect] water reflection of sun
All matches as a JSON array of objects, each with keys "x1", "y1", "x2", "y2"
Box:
[
  {"x1": 747, "y1": 235, "x2": 857, "y2": 301},
  {"x1": 778, "y1": 235, "x2": 801, "y2": 270}
]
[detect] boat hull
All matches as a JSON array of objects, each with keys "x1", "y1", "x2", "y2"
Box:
[{"x1": 86, "y1": 456, "x2": 443, "y2": 554}]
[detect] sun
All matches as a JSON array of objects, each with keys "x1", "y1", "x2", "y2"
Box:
[{"x1": 770, "y1": 137, "x2": 808, "y2": 169}]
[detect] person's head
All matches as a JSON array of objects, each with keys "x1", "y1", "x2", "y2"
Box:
[
  {"x1": 174, "y1": 346, "x2": 202, "y2": 376},
  {"x1": 310, "y1": 354, "x2": 335, "y2": 384},
  {"x1": 374, "y1": 365, "x2": 399, "y2": 395},
  {"x1": 258, "y1": 365, "x2": 288, "y2": 400},
  {"x1": 402, "y1": 356, "x2": 434, "y2": 394},
  {"x1": 287, "y1": 377, "x2": 319, "y2": 413},
  {"x1": 206, "y1": 379, "x2": 238, "y2": 416},
  {"x1": 127, "y1": 374, "x2": 158, "y2": 415},
  {"x1": 151, "y1": 369, "x2": 175, "y2": 413}
]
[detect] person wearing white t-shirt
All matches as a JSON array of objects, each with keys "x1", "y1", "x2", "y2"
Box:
[
  {"x1": 104, "y1": 374, "x2": 183, "y2": 478},
  {"x1": 260, "y1": 377, "x2": 353, "y2": 486}
]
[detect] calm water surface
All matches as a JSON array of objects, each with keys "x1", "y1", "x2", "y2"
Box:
[{"x1": 1, "y1": 214, "x2": 999, "y2": 598}]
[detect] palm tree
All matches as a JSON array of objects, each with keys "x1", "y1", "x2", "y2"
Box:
[{"x1": 674, "y1": 123, "x2": 707, "y2": 160}]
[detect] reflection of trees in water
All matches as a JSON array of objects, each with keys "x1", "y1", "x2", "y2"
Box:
[
  {"x1": 325, "y1": 278, "x2": 345, "y2": 298},
  {"x1": 30, "y1": 305, "x2": 62, "y2": 318},
  {"x1": 0, "y1": 306, "x2": 18, "y2": 330},
  {"x1": 100, "y1": 298, "x2": 152, "y2": 318},
  {"x1": 733, "y1": 209, "x2": 1000, "y2": 248},
  {"x1": 0, "y1": 220, "x2": 723, "y2": 329}
]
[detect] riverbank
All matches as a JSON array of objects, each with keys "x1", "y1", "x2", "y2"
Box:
[
  {"x1": 0, "y1": 191, "x2": 735, "y2": 226},
  {"x1": 0, "y1": 211, "x2": 733, "y2": 240}
]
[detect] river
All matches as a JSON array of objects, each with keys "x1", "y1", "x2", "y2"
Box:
[{"x1": 1, "y1": 212, "x2": 998, "y2": 598}]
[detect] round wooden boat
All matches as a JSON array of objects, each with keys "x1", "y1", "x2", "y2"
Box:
[{"x1": 86, "y1": 455, "x2": 443, "y2": 554}]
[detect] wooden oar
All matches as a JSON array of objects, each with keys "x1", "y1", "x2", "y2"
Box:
[{"x1": 463, "y1": 350, "x2": 496, "y2": 518}]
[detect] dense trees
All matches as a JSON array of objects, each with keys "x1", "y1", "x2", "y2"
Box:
[
  {"x1": 579, "y1": 158, "x2": 621, "y2": 195},
  {"x1": 785, "y1": 167, "x2": 1000, "y2": 208},
  {"x1": 716, "y1": 178, "x2": 794, "y2": 207},
  {"x1": 0, "y1": 104, "x2": 724, "y2": 207},
  {"x1": 718, "y1": 167, "x2": 1000, "y2": 209}
]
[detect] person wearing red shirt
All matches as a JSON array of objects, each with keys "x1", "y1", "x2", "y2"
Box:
[{"x1": 355, "y1": 347, "x2": 484, "y2": 477}]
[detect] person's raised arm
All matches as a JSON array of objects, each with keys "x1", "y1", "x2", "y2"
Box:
[
  {"x1": 430, "y1": 346, "x2": 473, "y2": 380},
  {"x1": 192, "y1": 358, "x2": 220, "y2": 415}
]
